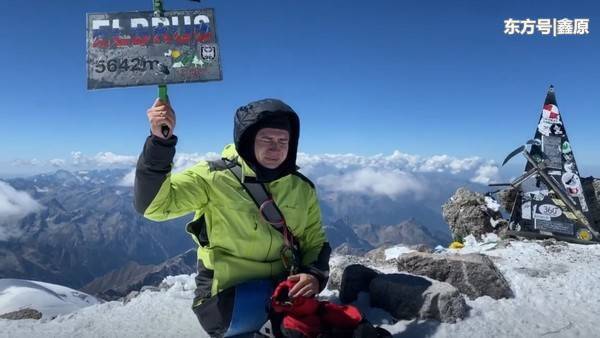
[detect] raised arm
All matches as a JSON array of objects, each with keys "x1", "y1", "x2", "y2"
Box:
[{"x1": 134, "y1": 99, "x2": 208, "y2": 221}]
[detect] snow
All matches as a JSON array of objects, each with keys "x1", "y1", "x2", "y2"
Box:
[
  {"x1": 0, "y1": 279, "x2": 100, "y2": 320},
  {"x1": 442, "y1": 233, "x2": 501, "y2": 254},
  {"x1": 428, "y1": 240, "x2": 600, "y2": 337},
  {"x1": 485, "y1": 196, "x2": 500, "y2": 212},
  {"x1": 33, "y1": 186, "x2": 49, "y2": 193},
  {"x1": 2, "y1": 239, "x2": 600, "y2": 337},
  {"x1": 384, "y1": 246, "x2": 416, "y2": 260}
]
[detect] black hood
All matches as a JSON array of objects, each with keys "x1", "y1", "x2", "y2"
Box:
[{"x1": 234, "y1": 98, "x2": 300, "y2": 182}]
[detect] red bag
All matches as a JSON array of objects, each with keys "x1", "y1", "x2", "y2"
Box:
[
  {"x1": 270, "y1": 279, "x2": 364, "y2": 337},
  {"x1": 320, "y1": 302, "x2": 362, "y2": 329},
  {"x1": 271, "y1": 280, "x2": 320, "y2": 317}
]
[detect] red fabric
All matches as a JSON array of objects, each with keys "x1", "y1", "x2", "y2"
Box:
[
  {"x1": 282, "y1": 314, "x2": 321, "y2": 338},
  {"x1": 320, "y1": 302, "x2": 362, "y2": 329},
  {"x1": 271, "y1": 280, "x2": 363, "y2": 337},
  {"x1": 271, "y1": 280, "x2": 320, "y2": 317}
]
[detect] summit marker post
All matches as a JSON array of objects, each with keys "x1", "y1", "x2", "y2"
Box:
[{"x1": 86, "y1": 0, "x2": 222, "y2": 135}]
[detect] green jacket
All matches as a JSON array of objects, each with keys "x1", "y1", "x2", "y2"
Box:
[
  {"x1": 135, "y1": 99, "x2": 330, "y2": 299},
  {"x1": 139, "y1": 143, "x2": 328, "y2": 295}
]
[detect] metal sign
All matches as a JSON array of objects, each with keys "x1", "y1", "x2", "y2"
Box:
[
  {"x1": 503, "y1": 86, "x2": 597, "y2": 242},
  {"x1": 86, "y1": 9, "x2": 222, "y2": 89}
]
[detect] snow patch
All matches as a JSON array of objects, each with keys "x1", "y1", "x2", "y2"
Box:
[
  {"x1": 384, "y1": 245, "x2": 416, "y2": 260},
  {"x1": 484, "y1": 196, "x2": 500, "y2": 212},
  {"x1": 34, "y1": 186, "x2": 49, "y2": 193},
  {"x1": 0, "y1": 279, "x2": 100, "y2": 320},
  {"x1": 3, "y1": 241, "x2": 600, "y2": 337},
  {"x1": 447, "y1": 233, "x2": 500, "y2": 254}
]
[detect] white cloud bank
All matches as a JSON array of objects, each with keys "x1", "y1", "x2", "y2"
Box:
[
  {"x1": 297, "y1": 151, "x2": 500, "y2": 196},
  {"x1": 8, "y1": 150, "x2": 500, "y2": 195},
  {"x1": 317, "y1": 168, "x2": 428, "y2": 199},
  {"x1": 71, "y1": 152, "x2": 137, "y2": 167},
  {"x1": 296, "y1": 151, "x2": 492, "y2": 176},
  {"x1": 471, "y1": 164, "x2": 500, "y2": 185},
  {"x1": 0, "y1": 181, "x2": 44, "y2": 240},
  {"x1": 117, "y1": 152, "x2": 221, "y2": 187},
  {"x1": 10, "y1": 152, "x2": 137, "y2": 171}
]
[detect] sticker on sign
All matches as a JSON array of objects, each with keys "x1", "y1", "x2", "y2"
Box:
[
  {"x1": 86, "y1": 9, "x2": 222, "y2": 89},
  {"x1": 537, "y1": 204, "x2": 563, "y2": 218},
  {"x1": 535, "y1": 219, "x2": 574, "y2": 235}
]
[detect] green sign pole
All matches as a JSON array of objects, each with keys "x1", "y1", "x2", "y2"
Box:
[{"x1": 153, "y1": 0, "x2": 170, "y2": 138}]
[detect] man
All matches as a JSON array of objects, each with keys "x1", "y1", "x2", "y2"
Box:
[{"x1": 134, "y1": 98, "x2": 331, "y2": 337}]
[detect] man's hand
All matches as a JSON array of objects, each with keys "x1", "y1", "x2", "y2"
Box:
[
  {"x1": 287, "y1": 273, "x2": 319, "y2": 298},
  {"x1": 147, "y1": 98, "x2": 176, "y2": 139}
]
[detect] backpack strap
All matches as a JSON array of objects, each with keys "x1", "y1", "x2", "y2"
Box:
[
  {"x1": 225, "y1": 159, "x2": 301, "y2": 275},
  {"x1": 208, "y1": 159, "x2": 237, "y2": 172}
]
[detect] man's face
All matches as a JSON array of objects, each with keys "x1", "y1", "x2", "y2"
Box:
[{"x1": 254, "y1": 128, "x2": 290, "y2": 169}]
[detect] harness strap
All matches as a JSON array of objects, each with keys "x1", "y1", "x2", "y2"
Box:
[{"x1": 224, "y1": 159, "x2": 301, "y2": 274}]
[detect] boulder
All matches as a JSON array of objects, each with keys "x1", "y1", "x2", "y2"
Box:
[
  {"x1": 364, "y1": 245, "x2": 394, "y2": 265},
  {"x1": 339, "y1": 264, "x2": 380, "y2": 304},
  {"x1": 397, "y1": 252, "x2": 513, "y2": 300},
  {"x1": 582, "y1": 177, "x2": 600, "y2": 229},
  {"x1": 410, "y1": 244, "x2": 433, "y2": 253},
  {"x1": 329, "y1": 256, "x2": 368, "y2": 291},
  {"x1": 0, "y1": 308, "x2": 42, "y2": 320},
  {"x1": 328, "y1": 254, "x2": 396, "y2": 291},
  {"x1": 442, "y1": 188, "x2": 507, "y2": 240},
  {"x1": 364, "y1": 244, "x2": 431, "y2": 266},
  {"x1": 369, "y1": 273, "x2": 467, "y2": 323},
  {"x1": 332, "y1": 243, "x2": 368, "y2": 257},
  {"x1": 496, "y1": 187, "x2": 517, "y2": 215}
]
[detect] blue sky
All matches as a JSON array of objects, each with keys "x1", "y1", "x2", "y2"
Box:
[{"x1": 1, "y1": 0, "x2": 599, "y2": 177}]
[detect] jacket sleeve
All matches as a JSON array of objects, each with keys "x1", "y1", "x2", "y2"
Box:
[
  {"x1": 134, "y1": 135, "x2": 209, "y2": 221},
  {"x1": 299, "y1": 186, "x2": 331, "y2": 292}
]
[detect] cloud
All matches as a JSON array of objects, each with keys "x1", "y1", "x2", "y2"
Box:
[
  {"x1": 70, "y1": 151, "x2": 88, "y2": 166},
  {"x1": 116, "y1": 152, "x2": 220, "y2": 187},
  {"x1": 93, "y1": 152, "x2": 137, "y2": 166},
  {"x1": 317, "y1": 168, "x2": 428, "y2": 199},
  {"x1": 172, "y1": 152, "x2": 220, "y2": 173},
  {"x1": 11, "y1": 148, "x2": 500, "y2": 195},
  {"x1": 49, "y1": 159, "x2": 65, "y2": 167},
  {"x1": 297, "y1": 151, "x2": 488, "y2": 175},
  {"x1": 0, "y1": 181, "x2": 44, "y2": 240},
  {"x1": 470, "y1": 163, "x2": 500, "y2": 185},
  {"x1": 418, "y1": 155, "x2": 481, "y2": 174},
  {"x1": 11, "y1": 158, "x2": 41, "y2": 166},
  {"x1": 298, "y1": 151, "x2": 497, "y2": 178},
  {"x1": 118, "y1": 169, "x2": 136, "y2": 187},
  {"x1": 11, "y1": 152, "x2": 135, "y2": 171},
  {"x1": 112, "y1": 149, "x2": 500, "y2": 193},
  {"x1": 71, "y1": 151, "x2": 136, "y2": 167},
  {"x1": 295, "y1": 151, "x2": 500, "y2": 199}
]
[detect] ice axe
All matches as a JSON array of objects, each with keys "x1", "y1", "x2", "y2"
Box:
[
  {"x1": 501, "y1": 139, "x2": 541, "y2": 166},
  {"x1": 153, "y1": 0, "x2": 171, "y2": 138},
  {"x1": 152, "y1": 0, "x2": 201, "y2": 138},
  {"x1": 502, "y1": 140, "x2": 597, "y2": 237}
]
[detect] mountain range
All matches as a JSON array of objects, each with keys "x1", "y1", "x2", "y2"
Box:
[{"x1": 1, "y1": 168, "x2": 463, "y2": 293}]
